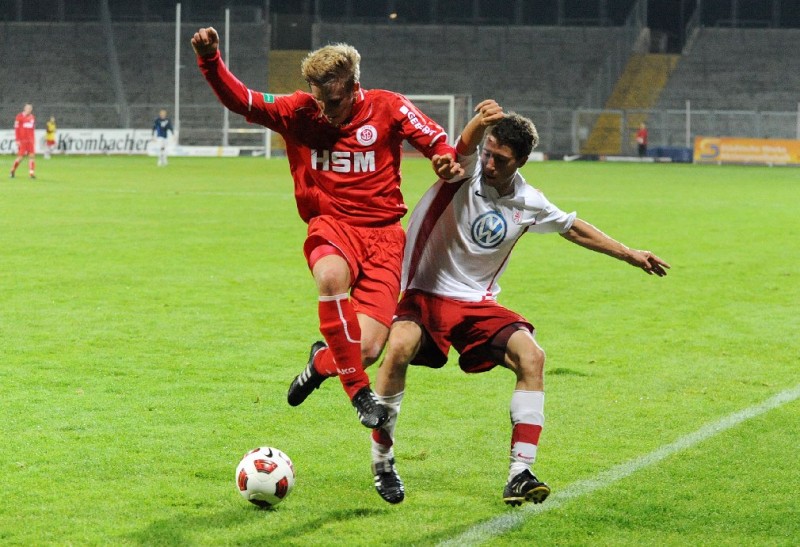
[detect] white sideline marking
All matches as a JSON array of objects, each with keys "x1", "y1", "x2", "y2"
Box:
[{"x1": 438, "y1": 384, "x2": 800, "y2": 547}]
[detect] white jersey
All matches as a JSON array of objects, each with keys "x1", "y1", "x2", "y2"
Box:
[{"x1": 403, "y1": 147, "x2": 576, "y2": 302}]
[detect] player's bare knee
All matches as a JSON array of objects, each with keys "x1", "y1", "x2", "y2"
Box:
[
  {"x1": 381, "y1": 324, "x2": 420, "y2": 370},
  {"x1": 313, "y1": 268, "x2": 349, "y2": 295},
  {"x1": 508, "y1": 343, "x2": 545, "y2": 383},
  {"x1": 361, "y1": 340, "x2": 384, "y2": 368},
  {"x1": 532, "y1": 343, "x2": 545, "y2": 370}
]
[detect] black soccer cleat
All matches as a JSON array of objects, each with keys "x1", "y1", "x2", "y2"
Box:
[
  {"x1": 503, "y1": 469, "x2": 550, "y2": 506},
  {"x1": 287, "y1": 341, "x2": 329, "y2": 407},
  {"x1": 29, "y1": 174, "x2": 36, "y2": 179},
  {"x1": 9, "y1": 171, "x2": 15, "y2": 178},
  {"x1": 372, "y1": 459, "x2": 405, "y2": 504},
  {"x1": 351, "y1": 386, "x2": 388, "y2": 429}
]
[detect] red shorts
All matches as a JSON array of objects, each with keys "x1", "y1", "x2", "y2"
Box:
[
  {"x1": 303, "y1": 215, "x2": 404, "y2": 327},
  {"x1": 17, "y1": 139, "x2": 35, "y2": 155},
  {"x1": 46, "y1": 139, "x2": 56, "y2": 146},
  {"x1": 395, "y1": 289, "x2": 533, "y2": 373}
]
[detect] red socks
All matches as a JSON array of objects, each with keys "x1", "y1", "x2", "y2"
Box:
[{"x1": 317, "y1": 294, "x2": 368, "y2": 399}]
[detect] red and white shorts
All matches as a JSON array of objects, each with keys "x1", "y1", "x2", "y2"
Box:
[
  {"x1": 394, "y1": 289, "x2": 534, "y2": 373},
  {"x1": 303, "y1": 215, "x2": 405, "y2": 328}
]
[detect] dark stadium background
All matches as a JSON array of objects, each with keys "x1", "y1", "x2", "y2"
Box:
[
  {"x1": 2, "y1": 0, "x2": 799, "y2": 156},
  {"x1": 4, "y1": 1, "x2": 800, "y2": 46}
]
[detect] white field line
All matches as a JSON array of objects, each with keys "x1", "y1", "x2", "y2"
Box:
[{"x1": 438, "y1": 383, "x2": 800, "y2": 547}]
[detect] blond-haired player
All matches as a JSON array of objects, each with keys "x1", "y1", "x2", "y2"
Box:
[{"x1": 192, "y1": 29, "x2": 463, "y2": 429}]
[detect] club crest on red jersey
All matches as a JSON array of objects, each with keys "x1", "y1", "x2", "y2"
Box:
[{"x1": 356, "y1": 125, "x2": 377, "y2": 146}]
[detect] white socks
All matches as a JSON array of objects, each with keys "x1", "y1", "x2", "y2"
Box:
[
  {"x1": 371, "y1": 391, "x2": 404, "y2": 463},
  {"x1": 508, "y1": 390, "x2": 544, "y2": 480}
]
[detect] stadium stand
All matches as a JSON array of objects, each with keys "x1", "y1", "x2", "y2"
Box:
[
  {"x1": 0, "y1": 20, "x2": 267, "y2": 138},
  {"x1": 0, "y1": 22, "x2": 116, "y2": 127},
  {"x1": 312, "y1": 23, "x2": 625, "y2": 152},
  {"x1": 113, "y1": 22, "x2": 268, "y2": 143},
  {"x1": 656, "y1": 27, "x2": 800, "y2": 112},
  {"x1": 314, "y1": 23, "x2": 622, "y2": 110},
  {"x1": 2, "y1": 14, "x2": 799, "y2": 152},
  {"x1": 582, "y1": 53, "x2": 679, "y2": 154}
]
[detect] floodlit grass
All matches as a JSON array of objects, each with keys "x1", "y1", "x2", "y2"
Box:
[{"x1": 1, "y1": 156, "x2": 798, "y2": 545}]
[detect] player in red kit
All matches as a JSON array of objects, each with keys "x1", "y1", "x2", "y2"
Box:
[
  {"x1": 191, "y1": 28, "x2": 462, "y2": 429},
  {"x1": 10, "y1": 103, "x2": 36, "y2": 179},
  {"x1": 636, "y1": 122, "x2": 648, "y2": 157}
]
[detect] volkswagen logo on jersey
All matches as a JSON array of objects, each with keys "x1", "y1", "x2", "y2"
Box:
[
  {"x1": 471, "y1": 211, "x2": 507, "y2": 248},
  {"x1": 356, "y1": 125, "x2": 378, "y2": 146}
]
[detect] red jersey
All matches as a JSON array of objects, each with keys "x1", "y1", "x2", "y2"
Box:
[
  {"x1": 636, "y1": 127, "x2": 648, "y2": 145},
  {"x1": 198, "y1": 51, "x2": 455, "y2": 227},
  {"x1": 14, "y1": 112, "x2": 35, "y2": 142}
]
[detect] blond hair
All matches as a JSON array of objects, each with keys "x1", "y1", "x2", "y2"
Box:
[{"x1": 301, "y1": 43, "x2": 361, "y2": 90}]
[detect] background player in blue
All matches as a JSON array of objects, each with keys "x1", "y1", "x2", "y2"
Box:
[{"x1": 152, "y1": 109, "x2": 174, "y2": 166}]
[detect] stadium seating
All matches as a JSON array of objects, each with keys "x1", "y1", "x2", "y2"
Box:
[
  {"x1": 315, "y1": 23, "x2": 622, "y2": 111},
  {"x1": 2, "y1": 20, "x2": 798, "y2": 151},
  {"x1": 312, "y1": 23, "x2": 625, "y2": 152},
  {"x1": 0, "y1": 20, "x2": 268, "y2": 137},
  {"x1": 116, "y1": 22, "x2": 268, "y2": 143},
  {"x1": 0, "y1": 22, "x2": 117, "y2": 127},
  {"x1": 656, "y1": 28, "x2": 800, "y2": 112}
]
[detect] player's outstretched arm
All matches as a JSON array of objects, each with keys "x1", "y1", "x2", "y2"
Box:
[
  {"x1": 191, "y1": 27, "x2": 220, "y2": 57},
  {"x1": 192, "y1": 26, "x2": 262, "y2": 119},
  {"x1": 561, "y1": 218, "x2": 670, "y2": 276}
]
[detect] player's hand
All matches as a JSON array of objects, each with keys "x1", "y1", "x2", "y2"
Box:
[
  {"x1": 628, "y1": 250, "x2": 670, "y2": 277},
  {"x1": 432, "y1": 153, "x2": 464, "y2": 181},
  {"x1": 191, "y1": 27, "x2": 220, "y2": 57},
  {"x1": 474, "y1": 99, "x2": 504, "y2": 126}
]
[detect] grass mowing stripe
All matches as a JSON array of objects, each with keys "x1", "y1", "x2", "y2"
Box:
[{"x1": 438, "y1": 383, "x2": 800, "y2": 546}]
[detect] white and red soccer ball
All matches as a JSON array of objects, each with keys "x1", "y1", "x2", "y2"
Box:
[{"x1": 235, "y1": 447, "x2": 295, "y2": 507}]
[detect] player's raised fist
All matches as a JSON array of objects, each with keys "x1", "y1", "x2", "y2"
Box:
[
  {"x1": 474, "y1": 99, "x2": 504, "y2": 126},
  {"x1": 191, "y1": 27, "x2": 220, "y2": 57}
]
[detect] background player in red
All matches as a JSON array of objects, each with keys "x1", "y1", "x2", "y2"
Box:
[
  {"x1": 636, "y1": 121, "x2": 648, "y2": 157},
  {"x1": 368, "y1": 101, "x2": 669, "y2": 506},
  {"x1": 191, "y1": 28, "x2": 462, "y2": 429},
  {"x1": 10, "y1": 103, "x2": 36, "y2": 179}
]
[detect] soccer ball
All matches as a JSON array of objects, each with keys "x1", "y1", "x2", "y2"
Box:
[{"x1": 235, "y1": 446, "x2": 296, "y2": 507}]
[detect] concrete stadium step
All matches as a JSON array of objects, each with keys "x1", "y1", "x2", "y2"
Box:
[
  {"x1": 581, "y1": 53, "x2": 679, "y2": 155},
  {"x1": 268, "y1": 50, "x2": 308, "y2": 93}
]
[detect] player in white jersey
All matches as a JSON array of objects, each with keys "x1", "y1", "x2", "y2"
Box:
[{"x1": 369, "y1": 100, "x2": 670, "y2": 506}]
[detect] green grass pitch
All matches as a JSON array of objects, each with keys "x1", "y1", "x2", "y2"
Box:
[{"x1": 1, "y1": 156, "x2": 798, "y2": 545}]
